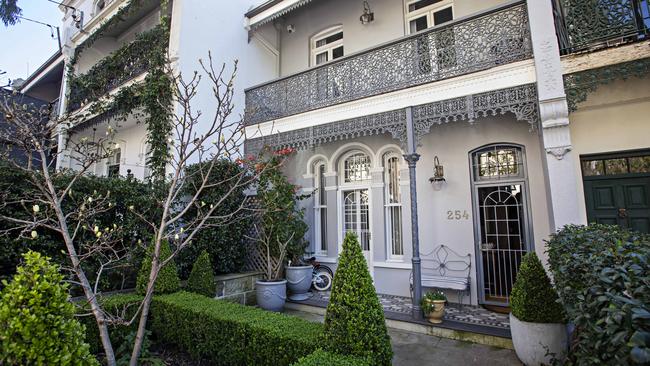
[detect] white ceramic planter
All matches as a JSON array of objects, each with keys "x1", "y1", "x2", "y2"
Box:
[{"x1": 510, "y1": 313, "x2": 568, "y2": 365}]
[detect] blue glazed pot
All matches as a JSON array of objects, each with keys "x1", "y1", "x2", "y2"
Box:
[
  {"x1": 286, "y1": 265, "x2": 313, "y2": 301},
  {"x1": 256, "y1": 279, "x2": 287, "y2": 312}
]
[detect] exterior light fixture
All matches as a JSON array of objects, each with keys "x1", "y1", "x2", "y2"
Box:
[
  {"x1": 359, "y1": 0, "x2": 374, "y2": 25},
  {"x1": 429, "y1": 156, "x2": 446, "y2": 191}
]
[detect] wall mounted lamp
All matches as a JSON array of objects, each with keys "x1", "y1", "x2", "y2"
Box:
[
  {"x1": 429, "y1": 156, "x2": 446, "y2": 191},
  {"x1": 359, "y1": 0, "x2": 375, "y2": 25}
]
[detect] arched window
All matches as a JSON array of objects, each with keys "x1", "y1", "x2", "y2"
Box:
[
  {"x1": 107, "y1": 147, "x2": 121, "y2": 177},
  {"x1": 470, "y1": 144, "x2": 530, "y2": 307},
  {"x1": 342, "y1": 152, "x2": 371, "y2": 183},
  {"x1": 94, "y1": 0, "x2": 107, "y2": 16},
  {"x1": 384, "y1": 153, "x2": 403, "y2": 259},
  {"x1": 311, "y1": 26, "x2": 344, "y2": 66},
  {"x1": 313, "y1": 160, "x2": 328, "y2": 255}
]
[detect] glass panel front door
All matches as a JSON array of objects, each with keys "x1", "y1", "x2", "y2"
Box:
[
  {"x1": 343, "y1": 189, "x2": 372, "y2": 268},
  {"x1": 477, "y1": 184, "x2": 527, "y2": 306}
]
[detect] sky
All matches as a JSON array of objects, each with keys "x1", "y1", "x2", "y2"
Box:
[{"x1": 0, "y1": 1, "x2": 63, "y2": 87}]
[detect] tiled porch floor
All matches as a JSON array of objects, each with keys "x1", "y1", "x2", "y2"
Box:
[{"x1": 291, "y1": 290, "x2": 511, "y2": 338}]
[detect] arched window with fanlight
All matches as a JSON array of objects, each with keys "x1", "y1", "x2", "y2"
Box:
[
  {"x1": 339, "y1": 151, "x2": 372, "y2": 264},
  {"x1": 470, "y1": 144, "x2": 532, "y2": 308},
  {"x1": 383, "y1": 152, "x2": 404, "y2": 260},
  {"x1": 313, "y1": 160, "x2": 328, "y2": 255}
]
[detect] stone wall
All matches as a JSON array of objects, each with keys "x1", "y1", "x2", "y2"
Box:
[{"x1": 214, "y1": 272, "x2": 263, "y2": 305}]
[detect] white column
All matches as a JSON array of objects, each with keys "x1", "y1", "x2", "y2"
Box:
[{"x1": 527, "y1": 0, "x2": 585, "y2": 231}]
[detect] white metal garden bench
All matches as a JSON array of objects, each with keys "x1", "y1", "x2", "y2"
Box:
[{"x1": 410, "y1": 245, "x2": 472, "y2": 307}]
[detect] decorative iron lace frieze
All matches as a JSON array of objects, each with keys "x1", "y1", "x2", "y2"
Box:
[
  {"x1": 563, "y1": 57, "x2": 650, "y2": 112},
  {"x1": 244, "y1": 2, "x2": 532, "y2": 125},
  {"x1": 244, "y1": 109, "x2": 408, "y2": 155},
  {"x1": 245, "y1": 84, "x2": 539, "y2": 155},
  {"x1": 413, "y1": 83, "x2": 539, "y2": 143}
]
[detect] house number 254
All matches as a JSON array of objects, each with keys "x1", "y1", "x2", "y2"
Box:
[{"x1": 447, "y1": 210, "x2": 470, "y2": 220}]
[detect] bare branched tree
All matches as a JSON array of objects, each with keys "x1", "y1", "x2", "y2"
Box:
[{"x1": 0, "y1": 53, "x2": 278, "y2": 366}]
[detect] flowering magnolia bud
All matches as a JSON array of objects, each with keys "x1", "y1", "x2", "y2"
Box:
[
  {"x1": 174, "y1": 233, "x2": 180, "y2": 240},
  {"x1": 32, "y1": 205, "x2": 40, "y2": 213},
  {"x1": 128, "y1": 205, "x2": 135, "y2": 211},
  {"x1": 94, "y1": 225, "x2": 99, "y2": 233},
  {"x1": 96, "y1": 231, "x2": 102, "y2": 238},
  {"x1": 31, "y1": 230, "x2": 38, "y2": 239}
]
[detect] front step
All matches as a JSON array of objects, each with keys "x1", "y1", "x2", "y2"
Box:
[{"x1": 284, "y1": 302, "x2": 514, "y2": 350}]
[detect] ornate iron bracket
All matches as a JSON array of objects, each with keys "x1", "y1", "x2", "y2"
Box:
[{"x1": 564, "y1": 57, "x2": 650, "y2": 112}]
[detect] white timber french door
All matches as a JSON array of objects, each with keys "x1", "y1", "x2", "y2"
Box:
[{"x1": 341, "y1": 189, "x2": 373, "y2": 272}]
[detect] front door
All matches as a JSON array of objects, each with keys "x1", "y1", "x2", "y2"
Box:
[
  {"x1": 582, "y1": 151, "x2": 650, "y2": 233},
  {"x1": 342, "y1": 189, "x2": 372, "y2": 270}
]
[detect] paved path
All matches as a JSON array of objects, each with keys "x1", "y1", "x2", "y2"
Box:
[{"x1": 284, "y1": 309, "x2": 522, "y2": 366}]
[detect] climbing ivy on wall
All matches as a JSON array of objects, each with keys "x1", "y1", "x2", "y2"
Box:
[{"x1": 66, "y1": 0, "x2": 172, "y2": 182}]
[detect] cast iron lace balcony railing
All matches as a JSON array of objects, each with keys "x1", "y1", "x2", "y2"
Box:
[
  {"x1": 66, "y1": 26, "x2": 165, "y2": 112},
  {"x1": 244, "y1": 1, "x2": 532, "y2": 126},
  {"x1": 554, "y1": 0, "x2": 650, "y2": 53}
]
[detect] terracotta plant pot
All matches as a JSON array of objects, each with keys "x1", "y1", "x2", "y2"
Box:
[{"x1": 425, "y1": 299, "x2": 446, "y2": 324}]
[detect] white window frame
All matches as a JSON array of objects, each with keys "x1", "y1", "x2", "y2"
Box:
[
  {"x1": 313, "y1": 161, "x2": 328, "y2": 256},
  {"x1": 383, "y1": 152, "x2": 404, "y2": 261},
  {"x1": 339, "y1": 150, "x2": 372, "y2": 187},
  {"x1": 311, "y1": 25, "x2": 344, "y2": 66},
  {"x1": 107, "y1": 146, "x2": 121, "y2": 177},
  {"x1": 404, "y1": 0, "x2": 454, "y2": 34}
]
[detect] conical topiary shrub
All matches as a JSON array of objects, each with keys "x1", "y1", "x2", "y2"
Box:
[
  {"x1": 136, "y1": 239, "x2": 180, "y2": 296},
  {"x1": 322, "y1": 232, "x2": 392, "y2": 365},
  {"x1": 187, "y1": 250, "x2": 216, "y2": 297},
  {"x1": 0, "y1": 251, "x2": 98, "y2": 365},
  {"x1": 510, "y1": 252, "x2": 565, "y2": 323}
]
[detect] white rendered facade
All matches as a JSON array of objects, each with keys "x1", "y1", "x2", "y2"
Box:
[{"x1": 50, "y1": 0, "x2": 650, "y2": 307}]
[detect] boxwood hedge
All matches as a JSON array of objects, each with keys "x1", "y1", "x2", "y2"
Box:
[
  {"x1": 291, "y1": 349, "x2": 370, "y2": 366},
  {"x1": 547, "y1": 224, "x2": 650, "y2": 365},
  {"x1": 149, "y1": 292, "x2": 323, "y2": 365}
]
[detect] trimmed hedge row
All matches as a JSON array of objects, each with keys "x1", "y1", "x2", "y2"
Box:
[
  {"x1": 291, "y1": 349, "x2": 370, "y2": 366},
  {"x1": 150, "y1": 292, "x2": 323, "y2": 365},
  {"x1": 547, "y1": 224, "x2": 650, "y2": 365}
]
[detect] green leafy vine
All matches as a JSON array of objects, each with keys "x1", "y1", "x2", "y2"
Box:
[{"x1": 66, "y1": 0, "x2": 172, "y2": 182}]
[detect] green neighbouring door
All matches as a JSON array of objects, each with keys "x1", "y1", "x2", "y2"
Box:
[{"x1": 582, "y1": 151, "x2": 650, "y2": 233}]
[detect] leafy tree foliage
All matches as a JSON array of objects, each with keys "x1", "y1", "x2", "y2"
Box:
[
  {"x1": 257, "y1": 149, "x2": 309, "y2": 263},
  {"x1": 0, "y1": 0, "x2": 21, "y2": 26},
  {"x1": 176, "y1": 159, "x2": 252, "y2": 278},
  {"x1": 187, "y1": 250, "x2": 216, "y2": 297},
  {"x1": 0, "y1": 251, "x2": 98, "y2": 365},
  {"x1": 136, "y1": 239, "x2": 180, "y2": 295},
  {"x1": 510, "y1": 252, "x2": 564, "y2": 323},
  {"x1": 547, "y1": 224, "x2": 650, "y2": 365},
  {"x1": 322, "y1": 233, "x2": 392, "y2": 365}
]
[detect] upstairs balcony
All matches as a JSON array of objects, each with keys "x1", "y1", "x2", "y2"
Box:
[
  {"x1": 555, "y1": 0, "x2": 650, "y2": 54},
  {"x1": 66, "y1": 24, "x2": 166, "y2": 112},
  {"x1": 244, "y1": 1, "x2": 532, "y2": 126}
]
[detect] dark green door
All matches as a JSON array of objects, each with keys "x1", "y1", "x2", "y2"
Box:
[{"x1": 582, "y1": 151, "x2": 650, "y2": 233}]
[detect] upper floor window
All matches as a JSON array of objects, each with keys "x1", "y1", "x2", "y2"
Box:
[
  {"x1": 406, "y1": 0, "x2": 454, "y2": 33},
  {"x1": 311, "y1": 26, "x2": 344, "y2": 66},
  {"x1": 94, "y1": 0, "x2": 107, "y2": 15},
  {"x1": 343, "y1": 152, "x2": 371, "y2": 183}
]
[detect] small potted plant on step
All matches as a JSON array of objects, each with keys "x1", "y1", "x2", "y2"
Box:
[
  {"x1": 421, "y1": 290, "x2": 447, "y2": 324},
  {"x1": 510, "y1": 252, "x2": 567, "y2": 365}
]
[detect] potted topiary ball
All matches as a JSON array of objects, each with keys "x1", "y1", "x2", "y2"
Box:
[
  {"x1": 510, "y1": 252, "x2": 567, "y2": 365},
  {"x1": 421, "y1": 290, "x2": 447, "y2": 324}
]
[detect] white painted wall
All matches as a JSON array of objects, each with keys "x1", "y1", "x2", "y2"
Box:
[
  {"x1": 168, "y1": 0, "x2": 279, "y2": 165},
  {"x1": 275, "y1": 0, "x2": 509, "y2": 76},
  {"x1": 569, "y1": 75, "x2": 650, "y2": 224}
]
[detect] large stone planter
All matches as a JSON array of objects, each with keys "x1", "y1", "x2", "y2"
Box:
[
  {"x1": 510, "y1": 313, "x2": 567, "y2": 365},
  {"x1": 256, "y1": 279, "x2": 287, "y2": 312},
  {"x1": 285, "y1": 265, "x2": 313, "y2": 301}
]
